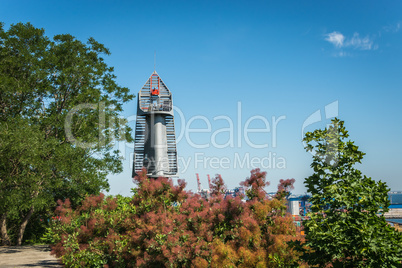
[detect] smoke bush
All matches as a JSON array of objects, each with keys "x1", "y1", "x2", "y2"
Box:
[{"x1": 48, "y1": 168, "x2": 304, "y2": 267}]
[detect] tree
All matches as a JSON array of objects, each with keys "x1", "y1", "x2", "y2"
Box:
[
  {"x1": 300, "y1": 118, "x2": 402, "y2": 267},
  {"x1": 0, "y1": 22, "x2": 133, "y2": 245}
]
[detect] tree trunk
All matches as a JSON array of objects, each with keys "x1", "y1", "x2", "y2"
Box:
[
  {"x1": 16, "y1": 206, "x2": 34, "y2": 246},
  {"x1": 1, "y1": 214, "x2": 11, "y2": 246}
]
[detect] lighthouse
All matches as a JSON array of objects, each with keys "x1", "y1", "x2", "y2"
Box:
[{"x1": 132, "y1": 71, "x2": 178, "y2": 178}]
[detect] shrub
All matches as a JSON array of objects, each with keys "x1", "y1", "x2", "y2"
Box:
[{"x1": 48, "y1": 168, "x2": 303, "y2": 267}]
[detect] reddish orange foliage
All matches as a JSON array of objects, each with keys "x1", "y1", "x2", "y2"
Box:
[{"x1": 51, "y1": 168, "x2": 304, "y2": 267}]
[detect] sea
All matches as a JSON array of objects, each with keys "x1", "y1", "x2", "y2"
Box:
[{"x1": 389, "y1": 219, "x2": 402, "y2": 224}]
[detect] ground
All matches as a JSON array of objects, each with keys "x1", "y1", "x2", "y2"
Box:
[{"x1": 0, "y1": 245, "x2": 62, "y2": 268}]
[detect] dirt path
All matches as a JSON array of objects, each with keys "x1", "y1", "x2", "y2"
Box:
[{"x1": 0, "y1": 245, "x2": 62, "y2": 268}]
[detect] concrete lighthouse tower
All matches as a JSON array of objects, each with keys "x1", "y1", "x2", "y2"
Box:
[{"x1": 132, "y1": 71, "x2": 178, "y2": 178}]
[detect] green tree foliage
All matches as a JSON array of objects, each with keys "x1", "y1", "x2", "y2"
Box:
[
  {"x1": 0, "y1": 22, "x2": 133, "y2": 245},
  {"x1": 48, "y1": 169, "x2": 304, "y2": 267},
  {"x1": 300, "y1": 118, "x2": 402, "y2": 267}
]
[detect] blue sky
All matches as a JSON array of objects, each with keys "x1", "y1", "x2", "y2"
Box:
[{"x1": 1, "y1": 0, "x2": 401, "y2": 195}]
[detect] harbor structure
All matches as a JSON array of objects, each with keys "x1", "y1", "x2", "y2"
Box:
[{"x1": 132, "y1": 71, "x2": 178, "y2": 178}]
